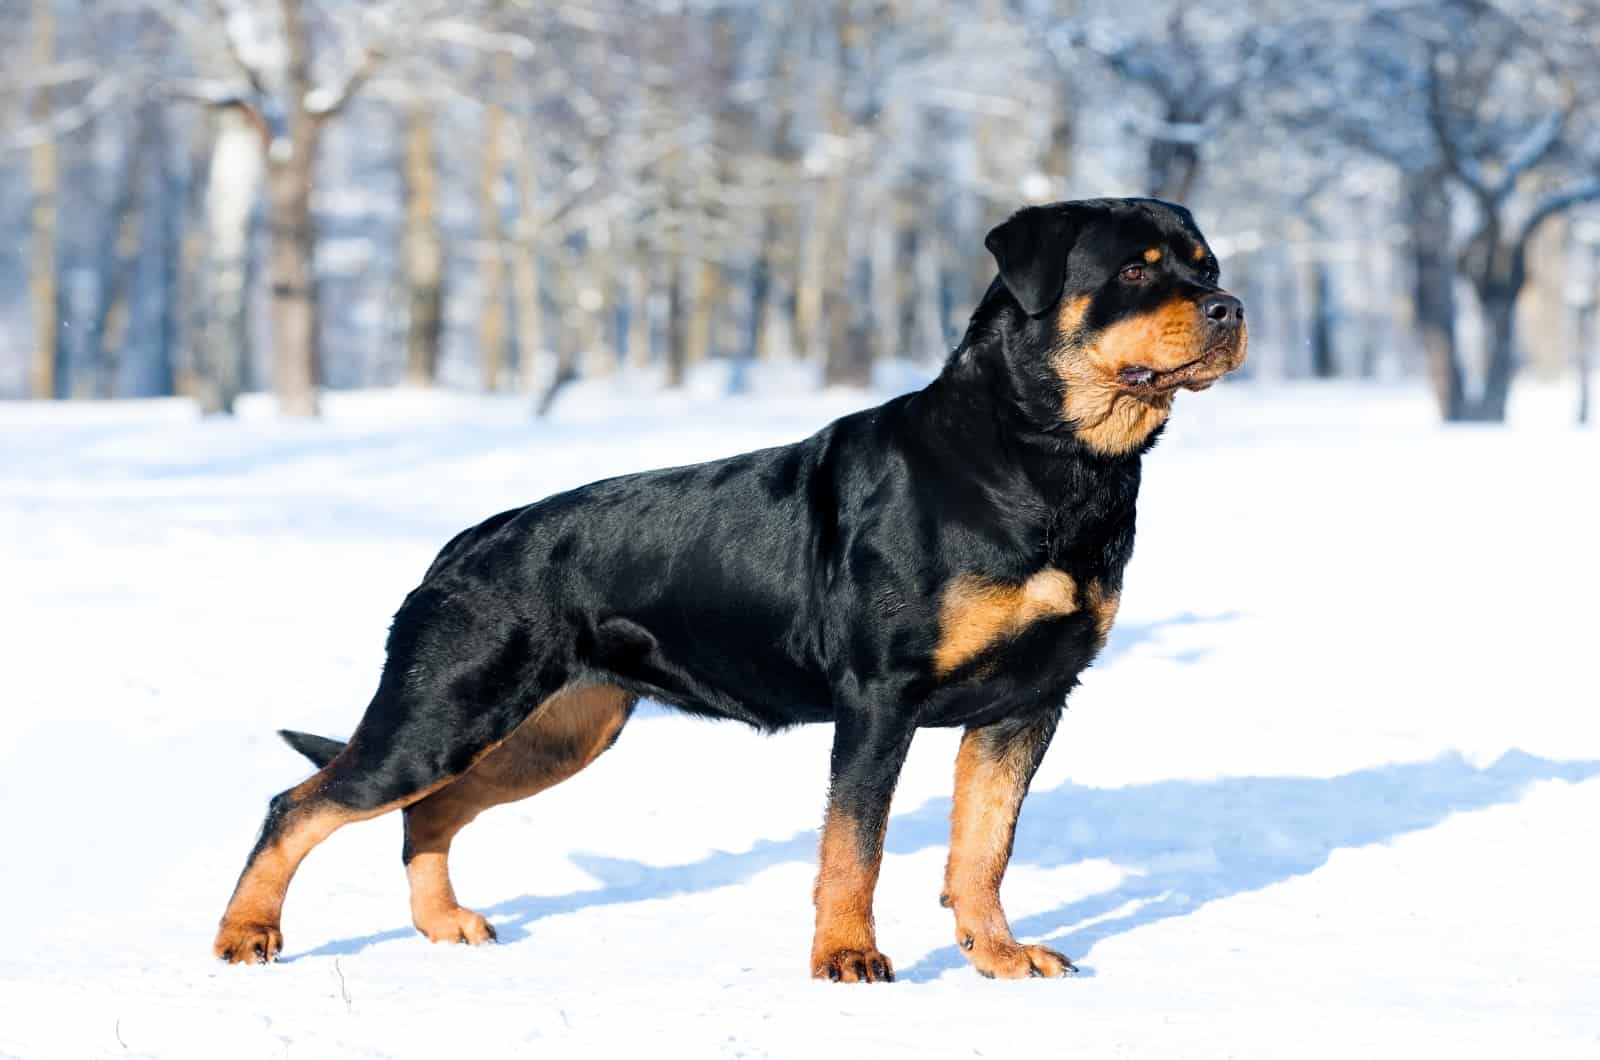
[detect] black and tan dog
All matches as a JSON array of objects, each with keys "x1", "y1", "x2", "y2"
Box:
[{"x1": 215, "y1": 196, "x2": 1245, "y2": 981}]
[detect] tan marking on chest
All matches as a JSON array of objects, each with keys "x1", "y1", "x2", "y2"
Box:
[
  {"x1": 1085, "y1": 580, "x2": 1121, "y2": 645},
  {"x1": 934, "y1": 568, "x2": 1078, "y2": 675}
]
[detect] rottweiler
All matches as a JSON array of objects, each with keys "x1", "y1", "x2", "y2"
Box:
[{"x1": 214, "y1": 196, "x2": 1246, "y2": 981}]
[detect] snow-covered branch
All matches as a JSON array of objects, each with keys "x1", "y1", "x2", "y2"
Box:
[
  {"x1": 207, "y1": 0, "x2": 267, "y2": 97},
  {"x1": 1496, "y1": 108, "x2": 1568, "y2": 196},
  {"x1": 1518, "y1": 179, "x2": 1600, "y2": 249},
  {"x1": 304, "y1": 45, "x2": 384, "y2": 119},
  {"x1": 1, "y1": 76, "x2": 126, "y2": 150}
]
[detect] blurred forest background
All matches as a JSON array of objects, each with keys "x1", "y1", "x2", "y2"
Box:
[{"x1": 1, "y1": 0, "x2": 1596, "y2": 423}]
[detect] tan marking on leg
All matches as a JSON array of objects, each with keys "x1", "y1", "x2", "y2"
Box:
[
  {"x1": 214, "y1": 805, "x2": 341, "y2": 962},
  {"x1": 1085, "y1": 580, "x2": 1122, "y2": 645},
  {"x1": 942, "y1": 730, "x2": 1072, "y2": 979},
  {"x1": 214, "y1": 690, "x2": 622, "y2": 964},
  {"x1": 213, "y1": 774, "x2": 455, "y2": 963},
  {"x1": 403, "y1": 684, "x2": 632, "y2": 944},
  {"x1": 810, "y1": 809, "x2": 893, "y2": 982},
  {"x1": 934, "y1": 568, "x2": 1077, "y2": 676}
]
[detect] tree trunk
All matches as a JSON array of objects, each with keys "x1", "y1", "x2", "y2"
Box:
[
  {"x1": 1576, "y1": 298, "x2": 1593, "y2": 428},
  {"x1": 29, "y1": 0, "x2": 59, "y2": 399},
  {"x1": 512, "y1": 240, "x2": 545, "y2": 391},
  {"x1": 1466, "y1": 289, "x2": 1517, "y2": 422},
  {"x1": 151, "y1": 104, "x2": 183, "y2": 398},
  {"x1": 1044, "y1": 107, "x2": 1074, "y2": 193},
  {"x1": 90, "y1": 101, "x2": 159, "y2": 398},
  {"x1": 822, "y1": 171, "x2": 870, "y2": 387},
  {"x1": 754, "y1": 266, "x2": 791, "y2": 363},
  {"x1": 60, "y1": 108, "x2": 106, "y2": 401},
  {"x1": 267, "y1": 0, "x2": 324, "y2": 417},
  {"x1": 479, "y1": 50, "x2": 512, "y2": 392},
  {"x1": 536, "y1": 258, "x2": 581, "y2": 416},
  {"x1": 1308, "y1": 258, "x2": 1336, "y2": 379},
  {"x1": 794, "y1": 177, "x2": 832, "y2": 361},
  {"x1": 822, "y1": 298, "x2": 873, "y2": 386},
  {"x1": 577, "y1": 237, "x2": 612, "y2": 378},
  {"x1": 512, "y1": 127, "x2": 546, "y2": 394},
  {"x1": 869, "y1": 200, "x2": 901, "y2": 364},
  {"x1": 741, "y1": 209, "x2": 777, "y2": 379},
  {"x1": 1356, "y1": 215, "x2": 1382, "y2": 379},
  {"x1": 175, "y1": 107, "x2": 215, "y2": 402},
  {"x1": 914, "y1": 226, "x2": 946, "y2": 357},
  {"x1": 1148, "y1": 101, "x2": 1201, "y2": 203},
  {"x1": 1407, "y1": 174, "x2": 1463, "y2": 419},
  {"x1": 402, "y1": 101, "x2": 444, "y2": 387},
  {"x1": 266, "y1": 151, "x2": 321, "y2": 417},
  {"x1": 686, "y1": 257, "x2": 720, "y2": 371},
  {"x1": 196, "y1": 104, "x2": 262, "y2": 415},
  {"x1": 665, "y1": 259, "x2": 688, "y2": 388},
  {"x1": 627, "y1": 255, "x2": 653, "y2": 372}
]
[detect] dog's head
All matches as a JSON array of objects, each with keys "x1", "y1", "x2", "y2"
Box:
[{"x1": 981, "y1": 197, "x2": 1247, "y2": 456}]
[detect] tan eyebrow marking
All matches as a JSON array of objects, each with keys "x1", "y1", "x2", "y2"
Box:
[
  {"x1": 1143, "y1": 247, "x2": 1162, "y2": 264},
  {"x1": 1192, "y1": 243, "x2": 1209, "y2": 261}
]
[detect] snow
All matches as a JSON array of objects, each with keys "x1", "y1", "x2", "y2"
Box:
[{"x1": 1, "y1": 372, "x2": 1597, "y2": 1058}]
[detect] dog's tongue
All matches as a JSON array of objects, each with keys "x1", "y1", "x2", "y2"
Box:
[{"x1": 1119, "y1": 366, "x2": 1156, "y2": 386}]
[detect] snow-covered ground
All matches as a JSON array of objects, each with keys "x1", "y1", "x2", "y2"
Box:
[{"x1": 2, "y1": 370, "x2": 1597, "y2": 1058}]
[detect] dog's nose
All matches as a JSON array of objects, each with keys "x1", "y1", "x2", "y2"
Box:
[{"x1": 1201, "y1": 293, "x2": 1244, "y2": 326}]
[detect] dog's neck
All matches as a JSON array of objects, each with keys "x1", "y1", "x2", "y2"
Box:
[{"x1": 919, "y1": 303, "x2": 1149, "y2": 519}]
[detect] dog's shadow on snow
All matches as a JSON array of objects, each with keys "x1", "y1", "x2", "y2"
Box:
[{"x1": 298, "y1": 748, "x2": 1600, "y2": 980}]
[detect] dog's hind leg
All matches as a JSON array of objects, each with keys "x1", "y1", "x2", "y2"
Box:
[
  {"x1": 211, "y1": 753, "x2": 456, "y2": 964},
  {"x1": 213, "y1": 591, "x2": 560, "y2": 964},
  {"x1": 400, "y1": 683, "x2": 634, "y2": 944}
]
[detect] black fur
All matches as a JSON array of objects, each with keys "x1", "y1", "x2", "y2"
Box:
[{"x1": 239, "y1": 196, "x2": 1243, "y2": 972}]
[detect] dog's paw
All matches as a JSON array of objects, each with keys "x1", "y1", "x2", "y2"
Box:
[
  {"x1": 214, "y1": 921, "x2": 283, "y2": 964},
  {"x1": 414, "y1": 905, "x2": 498, "y2": 945},
  {"x1": 962, "y1": 935, "x2": 1076, "y2": 979},
  {"x1": 811, "y1": 946, "x2": 895, "y2": 983}
]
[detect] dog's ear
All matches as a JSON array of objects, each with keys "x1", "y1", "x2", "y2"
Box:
[{"x1": 984, "y1": 205, "x2": 1084, "y2": 317}]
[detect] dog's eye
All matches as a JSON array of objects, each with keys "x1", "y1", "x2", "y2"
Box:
[{"x1": 1119, "y1": 264, "x2": 1147, "y2": 284}]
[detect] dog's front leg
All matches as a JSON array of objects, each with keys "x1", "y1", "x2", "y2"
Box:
[
  {"x1": 942, "y1": 706, "x2": 1077, "y2": 978},
  {"x1": 810, "y1": 707, "x2": 914, "y2": 983}
]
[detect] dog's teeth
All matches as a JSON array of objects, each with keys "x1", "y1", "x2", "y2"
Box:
[{"x1": 1120, "y1": 367, "x2": 1155, "y2": 385}]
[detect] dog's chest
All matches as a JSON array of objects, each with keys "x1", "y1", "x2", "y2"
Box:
[
  {"x1": 930, "y1": 561, "x2": 1121, "y2": 677},
  {"x1": 917, "y1": 562, "x2": 1118, "y2": 727},
  {"x1": 922, "y1": 488, "x2": 1136, "y2": 718}
]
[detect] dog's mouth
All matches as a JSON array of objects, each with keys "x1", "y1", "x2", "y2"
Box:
[{"x1": 1117, "y1": 344, "x2": 1241, "y2": 393}]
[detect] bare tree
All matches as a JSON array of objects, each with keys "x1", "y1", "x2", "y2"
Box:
[
  {"x1": 4, "y1": 0, "x2": 1595, "y2": 414},
  {"x1": 1296, "y1": 0, "x2": 1600, "y2": 420},
  {"x1": 1079, "y1": 5, "x2": 1307, "y2": 202},
  {"x1": 152, "y1": 0, "x2": 394, "y2": 415},
  {"x1": 1420, "y1": 16, "x2": 1600, "y2": 421},
  {"x1": 1570, "y1": 216, "x2": 1599, "y2": 427}
]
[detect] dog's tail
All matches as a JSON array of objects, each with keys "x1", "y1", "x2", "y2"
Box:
[{"x1": 278, "y1": 729, "x2": 348, "y2": 769}]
